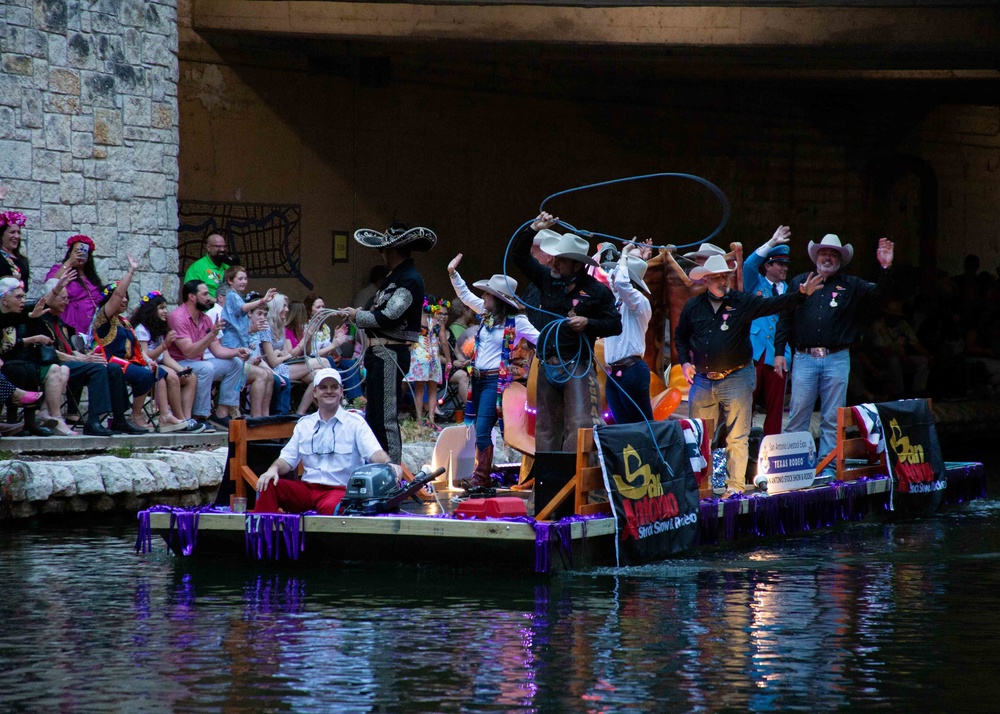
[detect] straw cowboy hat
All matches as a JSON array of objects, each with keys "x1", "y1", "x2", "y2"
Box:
[
  {"x1": 354, "y1": 222, "x2": 438, "y2": 252},
  {"x1": 690, "y1": 254, "x2": 736, "y2": 282},
  {"x1": 540, "y1": 232, "x2": 598, "y2": 267},
  {"x1": 807, "y1": 234, "x2": 853, "y2": 267},
  {"x1": 472, "y1": 274, "x2": 521, "y2": 308},
  {"x1": 682, "y1": 243, "x2": 726, "y2": 261},
  {"x1": 600, "y1": 253, "x2": 651, "y2": 294}
]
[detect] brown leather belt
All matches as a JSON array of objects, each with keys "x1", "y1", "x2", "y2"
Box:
[
  {"x1": 607, "y1": 355, "x2": 641, "y2": 371},
  {"x1": 472, "y1": 368, "x2": 501, "y2": 379},
  {"x1": 700, "y1": 363, "x2": 749, "y2": 381},
  {"x1": 799, "y1": 346, "x2": 848, "y2": 358}
]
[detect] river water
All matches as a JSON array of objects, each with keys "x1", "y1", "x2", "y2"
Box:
[{"x1": 3, "y1": 493, "x2": 1000, "y2": 711}]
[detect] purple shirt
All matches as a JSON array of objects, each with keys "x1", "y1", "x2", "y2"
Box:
[
  {"x1": 167, "y1": 304, "x2": 215, "y2": 362},
  {"x1": 45, "y1": 264, "x2": 101, "y2": 336}
]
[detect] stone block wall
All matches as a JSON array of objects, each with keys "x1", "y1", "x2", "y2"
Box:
[{"x1": 0, "y1": 0, "x2": 180, "y2": 300}]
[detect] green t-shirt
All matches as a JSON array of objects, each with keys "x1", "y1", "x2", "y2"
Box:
[{"x1": 183, "y1": 255, "x2": 229, "y2": 298}]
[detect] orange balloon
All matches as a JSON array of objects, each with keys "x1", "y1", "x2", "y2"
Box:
[{"x1": 653, "y1": 388, "x2": 682, "y2": 420}]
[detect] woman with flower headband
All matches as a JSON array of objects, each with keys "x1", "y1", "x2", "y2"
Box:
[
  {"x1": 45, "y1": 234, "x2": 104, "y2": 338},
  {"x1": 403, "y1": 294, "x2": 452, "y2": 431},
  {"x1": 87, "y1": 254, "x2": 156, "y2": 434},
  {"x1": 0, "y1": 211, "x2": 31, "y2": 285},
  {"x1": 0, "y1": 276, "x2": 69, "y2": 436},
  {"x1": 130, "y1": 290, "x2": 201, "y2": 432},
  {"x1": 447, "y1": 255, "x2": 539, "y2": 489}
]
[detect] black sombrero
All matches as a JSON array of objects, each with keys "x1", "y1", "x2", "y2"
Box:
[{"x1": 353, "y1": 222, "x2": 437, "y2": 252}]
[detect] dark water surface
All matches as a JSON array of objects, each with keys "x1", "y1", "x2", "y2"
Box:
[{"x1": 3, "y1": 497, "x2": 1000, "y2": 712}]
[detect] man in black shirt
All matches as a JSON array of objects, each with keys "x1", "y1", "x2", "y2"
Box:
[
  {"x1": 344, "y1": 223, "x2": 436, "y2": 463},
  {"x1": 513, "y1": 213, "x2": 622, "y2": 452},
  {"x1": 675, "y1": 254, "x2": 822, "y2": 496},
  {"x1": 774, "y1": 234, "x2": 894, "y2": 476}
]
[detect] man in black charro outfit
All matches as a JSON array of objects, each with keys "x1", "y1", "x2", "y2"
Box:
[{"x1": 343, "y1": 223, "x2": 437, "y2": 463}]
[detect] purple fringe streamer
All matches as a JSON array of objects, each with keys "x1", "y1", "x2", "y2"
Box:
[
  {"x1": 246, "y1": 513, "x2": 306, "y2": 561},
  {"x1": 134, "y1": 504, "x2": 222, "y2": 555},
  {"x1": 942, "y1": 462, "x2": 987, "y2": 506}
]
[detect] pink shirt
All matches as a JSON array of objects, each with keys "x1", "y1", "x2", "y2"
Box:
[
  {"x1": 167, "y1": 304, "x2": 214, "y2": 362},
  {"x1": 45, "y1": 264, "x2": 101, "y2": 336}
]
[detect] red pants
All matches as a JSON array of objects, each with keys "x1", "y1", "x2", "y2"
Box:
[
  {"x1": 754, "y1": 359, "x2": 787, "y2": 437},
  {"x1": 253, "y1": 480, "x2": 347, "y2": 515}
]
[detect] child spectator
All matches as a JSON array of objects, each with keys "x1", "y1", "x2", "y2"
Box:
[{"x1": 404, "y1": 296, "x2": 451, "y2": 430}]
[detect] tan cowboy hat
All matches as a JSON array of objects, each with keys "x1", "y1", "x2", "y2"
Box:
[
  {"x1": 682, "y1": 243, "x2": 726, "y2": 260},
  {"x1": 600, "y1": 254, "x2": 650, "y2": 294},
  {"x1": 540, "y1": 232, "x2": 598, "y2": 267},
  {"x1": 472, "y1": 274, "x2": 521, "y2": 308},
  {"x1": 354, "y1": 222, "x2": 438, "y2": 252},
  {"x1": 807, "y1": 234, "x2": 853, "y2": 267},
  {"x1": 690, "y1": 254, "x2": 736, "y2": 282}
]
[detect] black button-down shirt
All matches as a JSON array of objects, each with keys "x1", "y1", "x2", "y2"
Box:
[
  {"x1": 775, "y1": 268, "x2": 893, "y2": 355},
  {"x1": 675, "y1": 289, "x2": 804, "y2": 374},
  {"x1": 354, "y1": 258, "x2": 425, "y2": 343},
  {"x1": 512, "y1": 226, "x2": 621, "y2": 359}
]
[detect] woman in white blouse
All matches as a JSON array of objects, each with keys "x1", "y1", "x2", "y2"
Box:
[{"x1": 448, "y1": 254, "x2": 539, "y2": 491}]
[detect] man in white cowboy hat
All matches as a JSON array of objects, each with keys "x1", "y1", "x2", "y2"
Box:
[
  {"x1": 448, "y1": 254, "x2": 539, "y2": 490},
  {"x1": 520, "y1": 229, "x2": 558, "y2": 329},
  {"x1": 342, "y1": 221, "x2": 437, "y2": 463},
  {"x1": 675, "y1": 253, "x2": 823, "y2": 497},
  {"x1": 513, "y1": 212, "x2": 622, "y2": 452},
  {"x1": 774, "y1": 234, "x2": 895, "y2": 478},
  {"x1": 601, "y1": 240, "x2": 654, "y2": 424},
  {"x1": 743, "y1": 225, "x2": 794, "y2": 437}
]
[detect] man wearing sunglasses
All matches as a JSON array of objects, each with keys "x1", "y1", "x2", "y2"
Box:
[{"x1": 253, "y1": 368, "x2": 401, "y2": 515}]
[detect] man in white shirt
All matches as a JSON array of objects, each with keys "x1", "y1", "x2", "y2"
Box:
[
  {"x1": 601, "y1": 243, "x2": 654, "y2": 424},
  {"x1": 254, "y1": 368, "x2": 401, "y2": 515}
]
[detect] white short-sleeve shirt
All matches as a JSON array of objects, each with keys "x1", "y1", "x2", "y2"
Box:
[{"x1": 278, "y1": 408, "x2": 383, "y2": 487}]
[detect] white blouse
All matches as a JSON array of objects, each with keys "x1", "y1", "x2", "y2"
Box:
[{"x1": 450, "y1": 271, "x2": 539, "y2": 371}]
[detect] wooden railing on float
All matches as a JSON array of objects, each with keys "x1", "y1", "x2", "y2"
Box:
[
  {"x1": 814, "y1": 398, "x2": 932, "y2": 482},
  {"x1": 229, "y1": 418, "x2": 299, "y2": 506}
]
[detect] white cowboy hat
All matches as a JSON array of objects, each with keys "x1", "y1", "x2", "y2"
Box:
[
  {"x1": 533, "y1": 228, "x2": 562, "y2": 249},
  {"x1": 807, "y1": 234, "x2": 853, "y2": 267},
  {"x1": 690, "y1": 253, "x2": 736, "y2": 282},
  {"x1": 682, "y1": 243, "x2": 726, "y2": 260},
  {"x1": 472, "y1": 274, "x2": 521, "y2": 308},
  {"x1": 354, "y1": 222, "x2": 437, "y2": 252},
  {"x1": 540, "y1": 232, "x2": 598, "y2": 267},
  {"x1": 600, "y1": 254, "x2": 650, "y2": 294}
]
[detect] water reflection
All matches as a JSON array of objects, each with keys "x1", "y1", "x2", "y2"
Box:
[{"x1": 3, "y1": 501, "x2": 1000, "y2": 711}]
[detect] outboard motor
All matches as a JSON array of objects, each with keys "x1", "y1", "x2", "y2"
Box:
[{"x1": 338, "y1": 464, "x2": 446, "y2": 516}]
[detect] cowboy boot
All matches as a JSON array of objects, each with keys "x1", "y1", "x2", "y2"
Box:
[{"x1": 460, "y1": 445, "x2": 495, "y2": 491}]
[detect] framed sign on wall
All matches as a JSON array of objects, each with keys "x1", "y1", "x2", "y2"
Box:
[{"x1": 332, "y1": 231, "x2": 349, "y2": 264}]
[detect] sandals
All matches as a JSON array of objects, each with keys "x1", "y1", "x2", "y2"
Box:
[{"x1": 12, "y1": 391, "x2": 43, "y2": 407}]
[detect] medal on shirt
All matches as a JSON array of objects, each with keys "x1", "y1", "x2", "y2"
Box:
[
  {"x1": 720, "y1": 313, "x2": 730, "y2": 331},
  {"x1": 830, "y1": 291, "x2": 839, "y2": 308}
]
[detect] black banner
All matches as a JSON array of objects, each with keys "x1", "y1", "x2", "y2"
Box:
[
  {"x1": 875, "y1": 400, "x2": 946, "y2": 493},
  {"x1": 594, "y1": 421, "x2": 699, "y2": 565}
]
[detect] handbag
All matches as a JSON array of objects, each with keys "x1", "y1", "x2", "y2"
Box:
[{"x1": 38, "y1": 344, "x2": 59, "y2": 365}]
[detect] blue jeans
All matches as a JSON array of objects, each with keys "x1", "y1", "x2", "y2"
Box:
[
  {"x1": 468, "y1": 375, "x2": 500, "y2": 450},
  {"x1": 786, "y1": 349, "x2": 850, "y2": 472},
  {"x1": 605, "y1": 360, "x2": 653, "y2": 425},
  {"x1": 688, "y1": 363, "x2": 756, "y2": 489},
  {"x1": 271, "y1": 374, "x2": 292, "y2": 414},
  {"x1": 328, "y1": 357, "x2": 363, "y2": 401}
]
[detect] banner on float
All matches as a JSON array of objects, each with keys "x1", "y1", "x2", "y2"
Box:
[
  {"x1": 754, "y1": 431, "x2": 816, "y2": 493},
  {"x1": 594, "y1": 421, "x2": 699, "y2": 566},
  {"x1": 876, "y1": 399, "x2": 946, "y2": 493}
]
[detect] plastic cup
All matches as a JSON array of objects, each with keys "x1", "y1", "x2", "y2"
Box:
[{"x1": 232, "y1": 497, "x2": 247, "y2": 514}]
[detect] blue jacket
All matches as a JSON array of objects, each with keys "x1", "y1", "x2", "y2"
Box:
[{"x1": 743, "y1": 249, "x2": 792, "y2": 366}]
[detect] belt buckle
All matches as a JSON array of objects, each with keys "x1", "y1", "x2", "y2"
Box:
[
  {"x1": 706, "y1": 371, "x2": 724, "y2": 380},
  {"x1": 809, "y1": 347, "x2": 829, "y2": 358}
]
